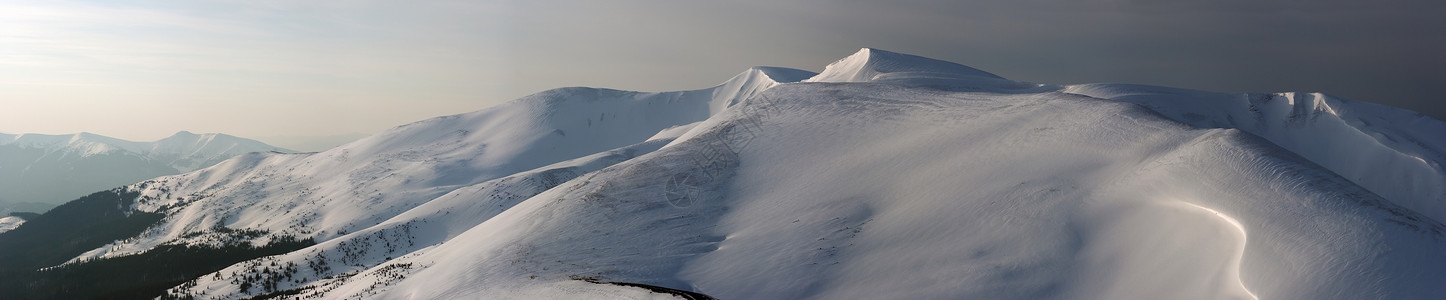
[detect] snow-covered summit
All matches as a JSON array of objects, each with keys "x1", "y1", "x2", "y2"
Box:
[
  {"x1": 147, "y1": 131, "x2": 293, "y2": 171},
  {"x1": 808, "y1": 47, "x2": 1446, "y2": 222},
  {"x1": 709, "y1": 66, "x2": 817, "y2": 113},
  {"x1": 805, "y1": 48, "x2": 1004, "y2": 83}
]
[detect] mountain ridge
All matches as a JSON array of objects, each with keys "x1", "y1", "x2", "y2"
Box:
[
  {"x1": 4, "y1": 48, "x2": 1443, "y2": 299},
  {"x1": 0, "y1": 130, "x2": 292, "y2": 214}
]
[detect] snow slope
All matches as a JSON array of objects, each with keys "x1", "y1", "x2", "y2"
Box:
[
  {"x1": 67, "y1": 65, "x2": 814, "y2": 267},
  {"x1": 0, "y1": 131, "x2": 291, "y2": 213},
  {"x1": 1061, "y1": 85, "x2": 1446, "y2": 222},
  {"x1": 43, "y1": 48, "x2": 1443, "y2": 299}
]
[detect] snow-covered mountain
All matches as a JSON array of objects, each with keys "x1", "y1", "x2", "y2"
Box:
[
  {"x1": 0, "y1": 131, "x2": 292, "y2": 214},
  {"x1": 3, "y1": 48, "x2": 1444, "y2": 299}
]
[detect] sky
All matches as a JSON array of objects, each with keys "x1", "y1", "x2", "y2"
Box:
[{"x1": 2, "y1": 0, "x2": 1443, "y2": 151}]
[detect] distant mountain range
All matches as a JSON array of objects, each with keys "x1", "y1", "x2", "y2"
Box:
[
  {"x1": 2, "y1": 49, "x2": 1444, "y2": 299},
  {"x1": 0, "y1": 131, "x2": 291, "y2": 215}
]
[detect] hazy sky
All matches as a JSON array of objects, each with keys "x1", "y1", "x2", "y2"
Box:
[{"x1": 3, "y1": 0, "x2": 1443, "y2": 150}]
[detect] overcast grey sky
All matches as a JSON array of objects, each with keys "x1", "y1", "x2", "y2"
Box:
[{"x1": 3, "y1": 0, "x2": 1443, "y2": 150}]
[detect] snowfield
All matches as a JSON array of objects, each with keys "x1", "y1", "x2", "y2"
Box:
[{"x1": 39, "y1": 48, "x2": 1446, "y2": 299}]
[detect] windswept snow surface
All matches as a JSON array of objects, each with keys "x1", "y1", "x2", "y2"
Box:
[
  {"x1": 77, "y1": 48, "x2": 1442, "y2": 299},
  {"x1": 1062, "y1": 84, "x2": 1446, "y2": 223}
]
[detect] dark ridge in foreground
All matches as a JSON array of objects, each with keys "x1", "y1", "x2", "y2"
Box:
[
  {"x1": 0, "y1": 189, "x2": 158, "y2": 271},
  {"x1": 0, "y1": 189, "x2": 315, "y2": 299},
  {"x1": 4, "y1": 240, "x2": 313, "y2": 299}
]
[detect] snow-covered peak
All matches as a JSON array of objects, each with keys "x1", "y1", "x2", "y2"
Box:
[
  {"x1": 805, "y1": 48, "x2": 1004, "y2": 83},
  {"x1": 148, "y1": 131, "x2": 290, "y2": 170},
  {"x1": 162, "y1": 135, "x2": 279, "y2": 172},
  {"x1": 709, "y1": 66, "x2": 817, "y2": 113},
  {"x1": 0, "y1": 132, "x2": 143, "y2": 156},
  {"x1": 752, "y1": 66, "x2": 817, "y2": 83}
]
